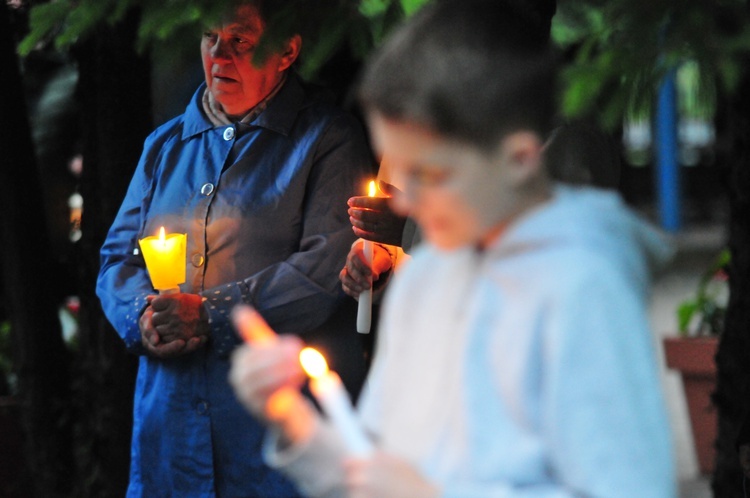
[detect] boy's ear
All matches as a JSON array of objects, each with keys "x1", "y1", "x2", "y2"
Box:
[{"x1": 500, "y1": 131, "x2": 545, "y2": 186}]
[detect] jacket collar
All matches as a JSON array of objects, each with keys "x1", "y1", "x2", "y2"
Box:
[{"x1": 181, "y1": 72, "x2": 309, "y2": 140}]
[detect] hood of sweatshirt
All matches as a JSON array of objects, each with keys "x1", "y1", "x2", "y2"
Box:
[{"x1": 488, "y1": 184, "x2": 675, "y2": 297}]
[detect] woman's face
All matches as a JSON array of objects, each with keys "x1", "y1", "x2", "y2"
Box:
[{"x1": 201, "y1": 4, "x2": 299, "y2": 117}]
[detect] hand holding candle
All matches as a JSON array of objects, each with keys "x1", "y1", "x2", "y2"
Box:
[
  {"x1": 299, "y1": 347, "x2": 373, "y2": 457},
  {"x1": 347, "y1": 180, "x2": 407, "y2": 246},
  {"x1": 230, "y1": 307, "x2": 372, "y2": 456},
  {"x1": 356, "y1": 181, "x2": 377, "y2": 334},
  {"x1": 230, "y1": 305, "x2": 315, "y2": 442},
  {"x1": 139, "y1": 227, "x2": 187, "y2": 294}
]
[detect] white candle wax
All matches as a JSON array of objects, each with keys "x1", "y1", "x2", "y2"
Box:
[
  {"x1": 309, "y1": 370, "x2": 373, "y2": 457},
  {"x1": 356, "y1": 239, "x2": 374, "y2": 334},
  {"x1": 356, "y1": 180, "x2": 378, "y2": 334}
]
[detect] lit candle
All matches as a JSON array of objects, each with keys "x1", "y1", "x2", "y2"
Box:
[
  {"x1": 139, "y1": 227, "x2": 187, "y2": 294},
  {"x1": 357, "y1": 180, "x2": 377, "y2": 334},
  {"x1": 232, "y1": 305, "x2": 277, "y2": 346},
  {"x1": 299, "y1": 347, "x2": 373, "y2": 457}
]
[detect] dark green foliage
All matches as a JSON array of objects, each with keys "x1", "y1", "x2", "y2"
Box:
[
  {"x1": 20, "y1": 0, "x2": 432, "y2": 82},
  {"x1": 553, "y1": 0, "x2": 750, "y2": 129}
]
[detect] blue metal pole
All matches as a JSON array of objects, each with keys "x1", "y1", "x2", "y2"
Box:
[{"x1": 655, "y1": 70, "x2": 681, "y2": 232}]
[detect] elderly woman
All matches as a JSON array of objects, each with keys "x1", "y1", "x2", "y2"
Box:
[{"x1": 96, "y1": 1, "x2": 373, "y2": 496}]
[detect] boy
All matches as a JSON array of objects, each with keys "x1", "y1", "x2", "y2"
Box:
[{"x1": 229, "y1": 0, "x2": 676, "y2": 496}]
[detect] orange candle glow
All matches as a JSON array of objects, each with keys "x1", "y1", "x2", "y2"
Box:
[
  {"x1": 139, "y1": 227, "x2": 187, "y2": 293},
  {"x1": 231, "y1": 305, "x2": 303, "y2": 423},
  {"x1": 232, "y1": 305, "x2": 277, "y2": 346},
  {"x1": 300, "y1": 347, "x2": 373, "y2": 456}
]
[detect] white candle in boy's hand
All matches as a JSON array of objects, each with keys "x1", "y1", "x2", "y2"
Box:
[
  {"x1": 357, "y1": 181, "x2": 377, "y2": 334},
  {"x1": 299, "y1": 347, "x2": 373, "y2": 457}
]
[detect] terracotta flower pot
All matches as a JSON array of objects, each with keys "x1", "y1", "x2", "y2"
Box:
[{"x1": 663, "y1": 336, "x2": 718, "y2": 475}]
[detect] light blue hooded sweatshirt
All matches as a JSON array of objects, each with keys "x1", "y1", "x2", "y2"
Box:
[{"x1": 268, "y1": 185, "x2": 677, "y2": 498}]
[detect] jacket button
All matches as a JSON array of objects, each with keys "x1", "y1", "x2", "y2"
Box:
[
  {"x1": 200, "y1": 183, "x2": 214, "y2": 196},
  {"x1": 191, "y1": 253, "x2": 205, "y2": 267},
  {"x1": 196, "y1": 400, "x2": 209, "y2": 415},
  {"x1": 223, "y1": 127, "x2": 235, "y2": 141}
]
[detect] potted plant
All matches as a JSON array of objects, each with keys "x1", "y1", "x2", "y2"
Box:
[{"x1": 663, "y1": 249, "x2": 729, "y2": 475}]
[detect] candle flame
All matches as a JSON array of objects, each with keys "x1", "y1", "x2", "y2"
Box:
[
  {"x1": 299, "y1": 347, "x2": 328, "y2": 379},
  {"x1": 368, "y1": 180, "x2": 377, "y2": 197},
  {"x1": 139, "y1": 228, "x2": 187, "y2": 291},
  {"x1": 232, "y1": 305, "x2": 277, "y2": 346}
]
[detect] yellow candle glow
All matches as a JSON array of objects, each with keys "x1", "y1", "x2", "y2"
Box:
[
  {"x1": 299, "y1": 347, "x2": 373, "y2": 456},
  {"x1": 300, "y1": 347, "x2": 328, "y2": 378},
  {"x1": 139, "y1": 227, "x2": 187, "y2": 293}
]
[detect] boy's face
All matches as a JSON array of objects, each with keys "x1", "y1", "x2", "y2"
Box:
[{"x1": 370, "y1": 114, "x2": 540, "y2": 251}]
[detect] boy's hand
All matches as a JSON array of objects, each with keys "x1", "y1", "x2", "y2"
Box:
[
  {"x1": 344, "y1": 451, "x2": 439, "y2": 498},
  {"x1": 229, "y1": 336, "x2": 307, "y2": 421},
  {"x1": 229, "y1": 334, "x2": 316, "y2": 445}
]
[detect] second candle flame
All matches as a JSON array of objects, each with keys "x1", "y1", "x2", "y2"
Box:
[{"x1": 299, "y1": 347, "x2": 328, "y2": 379}]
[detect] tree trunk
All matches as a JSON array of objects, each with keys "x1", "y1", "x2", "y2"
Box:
[
  {"x1": 712, "y1": 62, "x2": 750, "y2": 496},
  {"x1": 68, "y1": 9, "x2": 152, "y2": 497},
  {"x1": 0, "y1": 3, "x2": 74, "y2": 496}
]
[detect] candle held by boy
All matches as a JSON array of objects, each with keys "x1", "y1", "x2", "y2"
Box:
[{"x1": 299, "y1": 347, "x2": 373, "y2": 457}]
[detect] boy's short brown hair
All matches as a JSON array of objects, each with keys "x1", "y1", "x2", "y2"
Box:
[{"x1": 358, "y1": 0, "x2": 558, "y2": 153}]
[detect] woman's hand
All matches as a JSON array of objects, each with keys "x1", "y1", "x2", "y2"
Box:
[{"x1": 139, "y1": 293, "x2": 209, "y2": 358}]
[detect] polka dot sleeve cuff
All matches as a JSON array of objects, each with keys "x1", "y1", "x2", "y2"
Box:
[
  {"x1": 123, "y1": 292, "x2": 150, "y2": 354},
  {"x1": 203, "y1": 281, "x2": 246, "y2": 357}
]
